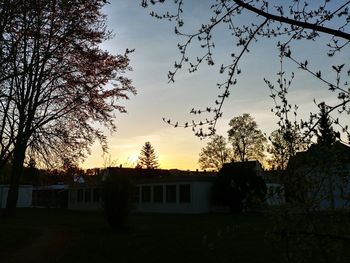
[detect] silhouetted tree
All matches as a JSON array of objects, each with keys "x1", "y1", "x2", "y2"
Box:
[
  {"x1": 267, "y1": 129, "x2": 291, "y2": 170},
  {"x1": 102, "y1": 172, "x2": 135, "y2": 229},
  {"x1": 213, "y1": 163, "x2": 266, "y2": 213},
  {"x1": 0, "y1": 162, "x2": 11, "y2": 184},
  {"x1": 136, "y1": 142, "x2": 159, "y2": 169},
  {"x1": 198, "y1": 135, "x2": 233, "y2": 171},
  {"x1": 316, "y1": 102, "x2": 338, "y2": 146},
  {"x1": 62, "y1": 158, "x2": 82, "y2": 180},
  {"x1": 142, "y1": 1, "x2": 349, "y2": 141},
  {"x1": 1, "y1": 1, "x2": 136, "y2": 216},
  {"x1": 0, "y1": 0, "x2": 24, "y2": 171},
  {"x1": 227, "y1": 113, "x2": 267, "y2": 162},
  {"x1": 23, "y1": 157, "x2": 39, "y2": 185}
]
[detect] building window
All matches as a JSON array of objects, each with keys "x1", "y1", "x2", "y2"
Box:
[
  {"x1": 142, "y1": 186, "x2": 151, "y2": 203},
  {"x1": 153, "y1": 185, "x2": 163, "y2": 203},
  {"x1": 93, "y1": 188, "x2": 100, "y2": 203},
  {"x1": 77, "y1": 189, "x2": 83, "y2": 203},
  {"x1": 166, "y1": 185, "x2": 177, "y2": 203},
  {"x1": 84, "y1": 189, "x2": 91, "y2": 203},
  {"x1": 179, "y1": 184, "x2": 191, "y2": 203},
  {"x1": 134, "y1": 186, "x2": 140, "y2": 203}
]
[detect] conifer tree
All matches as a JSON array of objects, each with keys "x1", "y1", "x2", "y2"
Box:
[
  {"x1": 317, "y1": 102, "x2": 337, "y2": 146},
  {"x1": 136, "y1": 142, "x2": 159, "y2": 169}
]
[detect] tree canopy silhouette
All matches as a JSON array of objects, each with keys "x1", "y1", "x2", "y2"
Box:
[
  {"x1": 198, "y1": 135, "x2": 232, "y2": 171},
  {"x1": 267, "y1": 129, "x2": 292, "y2": 170},
  {"x1": 0, "y1": 0, "x2": 136, "y2": 215},
  {"x1": 136, "y1": 142, "x2": 159, "y2": 169},
  {"x1": 227, "y1": 113, "x2": 266, "y2": 162},
  {"x1": 213, "y1": 163, "x2": 267, "y2": 213}
]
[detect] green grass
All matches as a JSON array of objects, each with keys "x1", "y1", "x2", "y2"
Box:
[{"x1": 0, "y1": 209, "x2": 283, "y2": 263}]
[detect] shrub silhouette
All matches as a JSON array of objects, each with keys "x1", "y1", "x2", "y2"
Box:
[
  {"x1": 213, "y1": 163, "x2": 266, "y2": 213},
  {"x1": 102, "y1": 173, "x2": 135, "y2": 228}
]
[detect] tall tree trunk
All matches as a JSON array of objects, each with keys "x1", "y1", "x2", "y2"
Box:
[{"x1": 3, "y1": 140, "x2": 26, "y2": 217}]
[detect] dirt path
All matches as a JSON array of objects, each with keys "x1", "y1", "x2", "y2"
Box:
[{"x1": 4, "y1": 227, "x2": 72, "y2": 263}]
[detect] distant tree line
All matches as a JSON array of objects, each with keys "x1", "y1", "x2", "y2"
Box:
[{"x1": 198, "y1": 106, "x2": 340, "y2": 172}]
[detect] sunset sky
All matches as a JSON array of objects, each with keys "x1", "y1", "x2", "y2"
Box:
[{"x1": 82, "y1": 1, "x2": 349, "y2": 170}]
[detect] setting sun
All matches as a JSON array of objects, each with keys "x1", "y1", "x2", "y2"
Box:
[{"x1": 124, "y1": 154, "x2": 139, "y2": 167}]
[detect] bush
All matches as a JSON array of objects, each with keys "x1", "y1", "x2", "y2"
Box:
[
  {"x1": 213, "y1": 164, "x2": 267, "y2": 213},
  {"x1": 101, "y1": 173, "x2": 135, "y2": 228}
]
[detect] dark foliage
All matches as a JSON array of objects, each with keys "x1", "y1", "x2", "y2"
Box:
[
  {"x1": 227, "y1": 113, "x2": 267, "y2": 162},
  {"x1": 102, "y1": 173, "x2": 135, "y2": 228},
  {"x1": 316, "y1": 102, "x2": 338, "y2": 146},
  {"x1": 198, "y1": 135, "x2": 232, "y2": 171},
  {"x1": 285, "y1": 141, "x2": 350, "y2": 210},
  {"x1": 213, "y1": 163, "x2": 266, "y2": 213}
]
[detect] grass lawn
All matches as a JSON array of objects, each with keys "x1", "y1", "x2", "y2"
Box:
[{"x1": 0, "y1": 209, "x2": 283, "y2": 263}]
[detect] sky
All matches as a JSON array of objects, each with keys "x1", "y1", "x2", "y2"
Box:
[{"x1": 81, "y1": 1, "x2": 350, "y2": 170}]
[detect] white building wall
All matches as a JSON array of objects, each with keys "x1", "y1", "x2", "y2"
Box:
[
  {"x1": 191, "y1": 182, "x2": 213, "y2": 213},
  {"x1": 68, "y1": 188, "x2": 102, "y2": 210},
  {"x1": 67, "y1": 179, "x2": 286, "y2": 213},
  {"x1": 0, "y1": 185, "x2": 33, "y2": 208},
  {"x1": 134, "y1": 181, "x2": 213, "y2": 214},
  {"x1": 317, "y1": 174, "x2": 350, "y2": 210},
  {"x1": 302, "y1": 166, "x2": 350, "y2": 210}
]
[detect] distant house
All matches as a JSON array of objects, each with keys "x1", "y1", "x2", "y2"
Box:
[
  {"x1": 263, "y1": 170, "x2": 286, "y2": 206},
  {"x1": 227, "y1": 160, "x2": 265, "y2": 177},
  {"x1": 133, "y1": 176, "x2": 214, "y2": 214},
  {"x1": 68, "y1": 167, "x2": 216, "y2": 213},
  {"x1": 0, "y1": 185, "x2": 33, "y2": 208},
  {"x1": 286, "y1": 141, "x2": 350, "y2": 210},
  {"x1": 68, "y1": 163, "x2": 285, "y2": 213},
  {"x1": 68, "y1": 172, "x2": 102, "y2": 211}
]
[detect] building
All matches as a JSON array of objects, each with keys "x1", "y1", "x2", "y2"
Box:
[
  {"x1": 286, "y1": 141, "x2": 350, "y2": 210},
  {"x1": 68, "y1": 163, "x2": 286, "y2": 213},
  {"x1": 227, "y1": 160, "x2": 265, "y2": 178},
  {"x1": 133, "y1": 176, "x2": 214, "y2": 214},
  {"x1": 68, "y1": 167, "x2": 216, "y2": 213},
  {"x1": 0, "y1": 185, "x2": 33, "y2": 208},
  {"x1": 68, "y1": 185, "x2": 102, "y2": 211}
]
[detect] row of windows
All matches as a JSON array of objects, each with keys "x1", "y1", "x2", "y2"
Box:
[
  {"x1": 135, "y1": 184, "x2": 191, "y2": 204},
  {"x1": 70, "y1": 184, "x2": 191, "y2": 204},
  {"x1": 73, "y1": 188, "x2": 101, "y2": 203}
]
